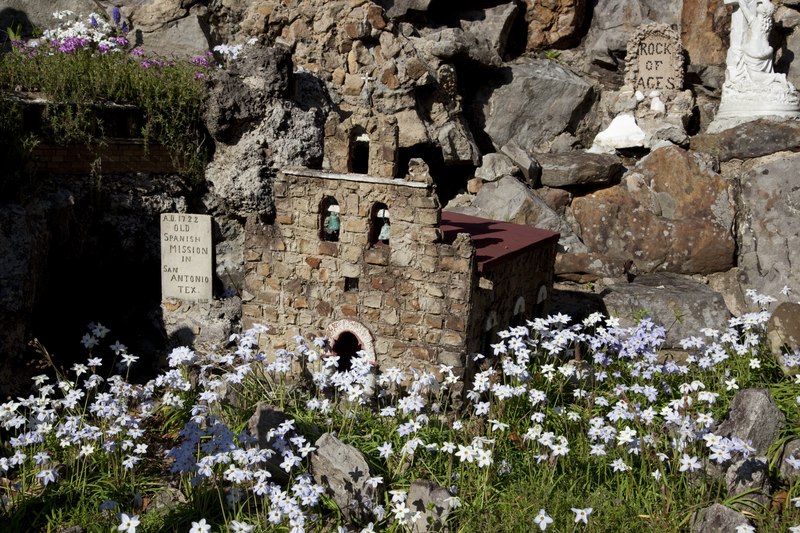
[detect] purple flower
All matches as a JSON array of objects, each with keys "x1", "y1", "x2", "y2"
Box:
[
  {"x1": 115, "y1": 37, "x2": 128, "y2": 47},
  {"x1": 112, "y1": 6, "x2": 121, "y2": 25},
  {"x1": 121, "y1": 22, "x2": 129, "y2": 34},
  {"x1": 98, "y1": 42, "x2": 111, "y2": 53},
  {"x1": 90, "y1": 15, "x2": 98, "y2": 28},
  {"x1": 131, "y1": 47, "x2": 145, "y2": 57}
]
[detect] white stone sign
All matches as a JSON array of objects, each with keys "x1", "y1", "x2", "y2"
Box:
[{"x1": 161, "y1": 213, "x2": 213, "y2": 300}]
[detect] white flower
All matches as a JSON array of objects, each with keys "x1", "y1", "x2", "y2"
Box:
[
  {"x1": 679, "y1": 454, "x2": 702, "y2": 473},
  {"x1": 724, "y1": 378, "x2": 738, "y2": 391},
  {"x1": 190, "y1": 518, "x2": 211, "y2": 533},
  {"x1": 377, "y1": 442, "x2": 393, "y2": 459},
  {"x1": 735, "y1": 525, "x2": 755, "y2": 533},
  {"x1": 533, "y1": 509, "x2": 553, "y2": 531},
  {"x1": 118, "y1": 513, "x2": 140, "y2": 533},
  {"x1": 572, "y1": 507, "x2": 592, "y2": 524},
  {"x1": 36, "y1": 468, "x2": 57, "y2": 486},
  {"x1": 229, "y1": 520, "x2": 254, "y2": 533},
  {"x1": 749, "y1": 358, "x2": 761, "y2": 369}
]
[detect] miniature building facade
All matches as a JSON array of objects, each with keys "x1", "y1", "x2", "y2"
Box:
[{"x1": 242, "y1": 119, "x2": 558, "y2": 376}]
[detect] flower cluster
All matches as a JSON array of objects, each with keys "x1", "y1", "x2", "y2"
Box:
[{"x1": 1, "y1": 288, "x2": 799, "y2": 531}]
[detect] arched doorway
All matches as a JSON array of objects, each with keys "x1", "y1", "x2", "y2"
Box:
[
  {"x1": 325, "y1": 319, "x2": 376, "y2": 371},
  {"x1": 331, "y1": 331, "x2": 361, "y2": 371}
]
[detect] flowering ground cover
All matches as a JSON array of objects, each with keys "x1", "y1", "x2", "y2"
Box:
[
  {"x1": 0, "y1": 10, "x2": 211, "y2": 194},
  {"x1": 1, "y1": 289, "x2": 799, "y2": 532}
]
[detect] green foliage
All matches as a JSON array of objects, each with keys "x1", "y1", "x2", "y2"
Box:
[{"x1": 0, "y1": 46, "x2": 209, "y2": 199}]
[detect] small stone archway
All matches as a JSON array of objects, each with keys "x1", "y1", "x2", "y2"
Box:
[
  {"x1": 510, "y1": 296, "x2": 526, "y2": 327},
  {"x1": 325, "y1": 319, "x2": 376, "y2": 370}
]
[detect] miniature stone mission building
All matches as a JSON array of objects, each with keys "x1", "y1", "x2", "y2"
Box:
[{"x1": 242, "y1": 117, "x2": 558, "y2": 376}]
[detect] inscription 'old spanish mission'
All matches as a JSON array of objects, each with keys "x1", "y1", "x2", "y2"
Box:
[{"x1": 160, "y1": 213, "x2": 212, "y2": 300}]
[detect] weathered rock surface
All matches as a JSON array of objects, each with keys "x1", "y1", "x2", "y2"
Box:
[
  {"x1": 377, "y1": 0, "x2": 432, "y2": 19},
  {"x1": 681, "y1": 0, "x2": 730, "y2": 68},
  {"x1": 474, "y1": 153, "x2": 519, "y2": 182},
  {"x1": 767, "y1": 302, "x2": 800, "y2": 376},
  {"x1": 161, "y1": 297, "x2": 241, "y2": 351},
  {"x1": 481, "y1": 59, "x2": 596, "y2": 153},
  {"x1": 459, "y1": 3, "x2": 520, "y2": 58},
  {"x1": 247, "y1": 403, "x2": 293, "y2": 450},
  {"x1": 725, "y1": 457, "x2": 771, "y2": 509},
  {"x1": 692, "y1": 503, "x2": 751, "y2": 533},
  {"x1": 582, "y1": 0, "x2": 683, "y2": 69},
  {"x1": 407, "y1": 480, "x2": 453, "y2": 533},
  {"x1": 536, "y1": 151, "x2": 624, "y2": 188},
  {"x1": 571, "y1": 146, "x2": 737, "y2": 275},
  {"x1": 714, "y1": 389, "x2": 785, "y2": 456},
  {"x1": 523, "y1": 0, "x2": 585, "y2": 50},
  {"x1": 778, "y1": 438, "x2": 800, "y2": 481},
  {"x1": 446, "y1": 176, "x2": 587, "y2": 254},
  {"x1": 203, "y1": 47, "x2": 294, "y2": 143},
  {"x1": 738, "y1": 152, "x2": 800, "y2": 301},
  {"x1": 600, "y1": 273, "x2": 731, "y2": 346},
  {"x1": 691, "y1": 119, "x2": 800, "y2": 161},
  {"x1": 310, "y1": 433, "x2": 378, "y2": 522}
]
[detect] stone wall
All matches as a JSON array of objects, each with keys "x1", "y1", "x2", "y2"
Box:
[
  {"x1": 32, "y1": 141, "x2": 176, "y2": 175},
  {"x1": 243, "y1": 168, "x2": 477, "y2": 373},
  {"x1": 467, "y1": 244, "x2": 558, "y2": 356}
]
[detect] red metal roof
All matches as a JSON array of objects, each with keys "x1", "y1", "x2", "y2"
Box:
[{"x1": 440, "y1": 211, "x2": 560, "y2": 273}]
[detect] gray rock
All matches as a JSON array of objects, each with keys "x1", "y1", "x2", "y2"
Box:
[
  {"x1": 583, "y1": 0, "x2": 683, "y2": 69},
  {"x1": 600, "y1": 273, "x2": 732, "y2": 347},
  {"x1": 767, "y1": 302, "x2": 800, "y2": 376},
  {"x1": 725, "y1": 457, "x2": 771, "y2": 509},
  {"x1": 445, "y1": 176, "x2": 587, "y2": 254},
  {"x1": 247, "y1": 403, "x2": 294, "y2": 481},
  {"x1": 715, "y1": 389, "x2": 785, "y2": 456},
  {"x1": 692, "y1": 503, "x2": 751, "y2": 533},
  {"x1": 499, "y1": 142, "x2": 542, "y2": 185},
  {"x1": 377, "y1": 0, "x2": 432, "y2": 19},
  {"x1": 161, "y1": 296, "x2": 241, "y2": 352},
  {"x1": 481, "y1": 59, "x2": 596, "y2": 153},
  {"x1": 420, "y1": 27, "x2": 501, "y2": 67},
  {"x1": 474, "y1": 153, "x2": 519, "y2": 182},
  {"x1": 407, "y1": 480, "x2": 453, "y2": 533},
  {"x1": 690, "y1": 119, "x2": 800, "y2": 161},
  {"x1": 778, "y1": 438, "x2": 800, "y2": 481},
  {"x1": 459, "y1": 3, "x2": 520, "y2": 58},
  {"x1": 133, "y1": 9, "x2": 210, "y2": 57},
  {"x1": 536, "y1": 151, "x2": 624, "y2": 188},
  {"x1": 310, "y1": 432, "x2": 378, "y2": 523},
  {"x1": 0, "y1": 0, "x2": 98, "y2": 33},
  {"x1": 738, "y1": 152, "x2": 800, "y2": 302},
  {"x1": 203, "y1": 47, "x2": 294, "y2": 144}
]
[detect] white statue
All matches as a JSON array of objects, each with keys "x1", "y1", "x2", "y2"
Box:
[{"x1": 709, "y1": 0, "x2": 800, "y2": 131}]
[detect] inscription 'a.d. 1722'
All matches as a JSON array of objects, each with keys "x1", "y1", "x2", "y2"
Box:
[{"x1": 160, "y1": 213, "x2": 213, "y2": 300}]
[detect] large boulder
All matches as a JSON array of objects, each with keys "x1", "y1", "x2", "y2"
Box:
[
  {"x1": 714, "y1": 388, "x2": 785, "y2": 456},
  {"x1": 376, "y1": 0, "x2": 432, "y2": 19},
  {"x1": 570, "y1": 146, "x2": 737, "y2": 275},
  {"x1": 480, "y1": 59, "x2": 596, "y2": 153},
  {"x1": 523, "y1": 0, "x2": 586, "y2": 50},
  {"x1": 738, "y1": 152, "x2": 800, "y2": 300},
  {"x1": 445, "y1": 176, "x2": 587, "y2": 254},
  {"x1": 600, "y1": 273, "x2": 732, "y2": 346},
  {"x1": 724, "y1": 457, "x2": 771, "y2": 509}
]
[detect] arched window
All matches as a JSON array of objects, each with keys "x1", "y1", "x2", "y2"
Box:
[
  {"x1": 510, "y1": 296, "x2": 526, "y2": 327},
  {"x1": 319, "y1": 196, "x2": 340, "y2": 242},
  {"x1": 349, "y1": 128, "x2": 370, "y2": 174},
  {"x1": 533, "y1": 285, "x2": 548, "y2": 318},
  {"x1": 480, "y1": 311, "x2": 498, "y2": 359},
  {"x1": 368, "y1": 202, "x2": 390, "y2": 246}
]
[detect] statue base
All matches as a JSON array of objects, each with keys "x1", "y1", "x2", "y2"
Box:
[{"x1": 708, "y1": 79, "x2": 800, "y2": 133}]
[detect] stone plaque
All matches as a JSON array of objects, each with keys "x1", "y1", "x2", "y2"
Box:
[
  {"x1": 161, "y1": 213, "x2": 213, "y2": 300},
  {"x1": 625, "y1": 24, "x2": 684, "y2": 93}
]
